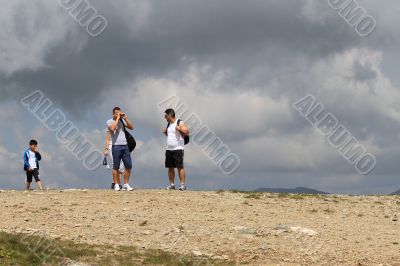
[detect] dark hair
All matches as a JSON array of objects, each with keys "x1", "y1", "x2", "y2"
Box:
[
  {"x1": 165, "y1": 108, "x2": 175, "y2": 117},
  {"x1": 29, "y1": 140, "x2": 38, "y2": 146},
  {"x1": 113, "y1": 107, "x2": 121, "y2": 114}
]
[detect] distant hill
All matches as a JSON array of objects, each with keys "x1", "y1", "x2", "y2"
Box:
[
  {"x1": 254, "y1": 187, "x2": 330, "y2": 195},
  {"x1": 390, "y1": 189, "x2": 400, "y2": 195}
]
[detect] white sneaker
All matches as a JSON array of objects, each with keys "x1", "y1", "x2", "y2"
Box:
[
  {"x1": 123, "y1": 184, "x2": 134, "y2": 191},
  {"x1": 114, "y1": 184, "x2": 121, "y2": 191}
]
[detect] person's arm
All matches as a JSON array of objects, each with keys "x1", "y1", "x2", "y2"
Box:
[
  {"x1": 104, "y1": 131, "x2": 111, "y2": 156},
  {"x1": 122, "y1": 114, "x2": 134, "y2": 130},
  {"x1": 23, "y1": 152, "x2": 30, "y2": 171},
  {"x1": 108, "y1": 115, "x2": 121, "y2": 132},
  {"x1": 176, "y1": 121, "x2": 189, "y2": 136},
  {"x1": 35, "y1": 151, "x2": 42, "y2": 161}
]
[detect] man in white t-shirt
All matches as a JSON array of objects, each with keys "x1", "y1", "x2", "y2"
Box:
[
  {"x1": 162, "y1": 108, "x2": 189, "y2": 191},
  {"x1": 106, "y1": 107, "x2": 134, "y2": 191}
]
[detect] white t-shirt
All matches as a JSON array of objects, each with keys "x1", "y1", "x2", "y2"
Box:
[
  {"x1": 166, "y1": 120, "x2": 184, "y2": 151},
  {"x1": 106, "y1": 119, "x2": 127, "y2": 146},
  {"x1": 28, "y1": 150, "x2": 37, "y2": 169}
]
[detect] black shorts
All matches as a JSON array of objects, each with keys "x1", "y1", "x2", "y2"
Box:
[
  {"x1": 26, "y1": 168, "x2": 40, "y2": 183},
  {"x1": 165, "y1": 150, "x2": 184, "y2": 168}
]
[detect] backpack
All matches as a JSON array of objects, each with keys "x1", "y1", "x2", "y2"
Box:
[
  {"x1": 121, "y1": 120, "x2": 136, "y2": 152},
  {"x1": 166, "y1": 119, "x2": 189, "y2": 145}
]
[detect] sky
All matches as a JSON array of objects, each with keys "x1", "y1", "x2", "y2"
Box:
[{"x1": 1, "y1": 0, "x2": 400, "y2": 194}]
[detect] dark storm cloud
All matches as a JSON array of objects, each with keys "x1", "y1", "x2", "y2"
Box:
[{"x1": 1, "y1": 0, "x2": 365, "y2": 114}]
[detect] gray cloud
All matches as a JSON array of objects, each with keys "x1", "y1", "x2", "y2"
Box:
[{"x1": 1, "y1": 0, "x2": 368, "y2": 113}]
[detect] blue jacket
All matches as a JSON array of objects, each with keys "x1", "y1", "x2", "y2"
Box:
[{"x1": 23, "y1": 149, "x2": 41, "y2": 171}]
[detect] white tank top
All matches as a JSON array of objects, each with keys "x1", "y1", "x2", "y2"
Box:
[{"x1": 166, "y1": 120, "x2": 184, "y2": 151}]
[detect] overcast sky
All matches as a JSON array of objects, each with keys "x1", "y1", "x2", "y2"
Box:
[{"x1": 1, "y1": 0, "x2": 400, "y2": 194}]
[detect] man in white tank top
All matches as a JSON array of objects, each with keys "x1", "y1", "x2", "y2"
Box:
[{"x1": 163, "y1": 108, "x2": 189, "y2": 190}]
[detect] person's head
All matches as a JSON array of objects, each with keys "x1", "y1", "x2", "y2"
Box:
[
  {"x1": 112, "y1": 107, "x2": 121, "y2": 119},
  {"x1": 164, "y1": 108, "x2": 176, "y2": 122},
  {"x1": 29, "y1": 140, "x2": 38, "y2": 151}
]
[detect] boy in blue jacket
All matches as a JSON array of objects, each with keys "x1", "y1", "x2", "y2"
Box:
[{"x1": 23, "y1": 140, "x2": 43, "y2": 191}]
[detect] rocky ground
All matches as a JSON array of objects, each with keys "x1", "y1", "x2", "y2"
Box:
[{"x1": 0, "y1": 189, "x2": 399, "y2": 265}]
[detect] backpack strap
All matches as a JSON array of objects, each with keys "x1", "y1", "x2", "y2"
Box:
[{"x1": 120, "y1": 119, "x2": 127, "y2": 132}]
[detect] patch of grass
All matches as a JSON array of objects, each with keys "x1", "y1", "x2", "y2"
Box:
[
  {"x1": 230, "y1": 190, "x2": 246, "y2": 194},
  {"x1": 384, "y1": 215, "x2": 390, "y2": 219},
  {"x1": 289, "y1": 194, "x2": 305, "y2": 200},
  {"x1": 244, "y1": 193, "x2": 262, "y2": 200},
  {"x1": 277, "y1": 193, "x2": 290, "y2": 198},
  {"x1": 309, "y1": 209, "x2": 318, "y2": 213},
  {"x1": 216, "y1": 189, "x2": 225, "y2": 194},
  {"x1": 373, "y1": 201, "x2": 384, "y2": 205},
  {"x1": 0, "y1": 248, "x2": 14, "y2": 265},
  {"x1": 0, "y1": 232, "x2": 232, "y2": 266}
]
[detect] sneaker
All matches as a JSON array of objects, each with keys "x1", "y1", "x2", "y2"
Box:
[
  {"x1": 114, "y1": 184, "x2": 121, "y2": 191},
  {"x1": 166, "y1": 184, "x2": 175, "y2": 190},
  {"x1": 123, "y1": 184, "x2": 134, "y2": 191},
  {"x1": 111, "y1": 183, "x2": 115, "y2": 189},
  {"x1": 179, "y1": 184, "x2": 186, "y2": 191}
]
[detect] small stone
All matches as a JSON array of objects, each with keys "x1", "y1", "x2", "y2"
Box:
[
  {"x1": 232, "y1": 226, "x2": 247, "y2": 231},
  {"x1": 290, "y1": 226, "x2": 318, "y2": 236},
  {"x1": 192, "y1": 250, "x2": 203, "y2": 257},
  {"x1": 139, "y1": 220, "x2": 148, "y2": 226},
  {"x1": 239, "y1": 228, "x2": 257, "y2": 235},
  {"x1": 274, "y1": 224, "x2": 289, "y2": 231}
]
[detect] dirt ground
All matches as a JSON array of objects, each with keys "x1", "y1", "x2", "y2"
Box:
[{"x1": 0, "y1": 189, "x2": 399, "y2": 265}]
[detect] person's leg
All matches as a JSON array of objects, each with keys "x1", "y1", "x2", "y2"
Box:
[
  {"x1": 175, "y1": 150, "x2": 185, "y2": 189},
  {"x1": 119, "y1": 161, "x2": 125, "y2": 186},
  {"x1": 112, "y1": 146, "x2": 123, "y2": 189},
  {"x1": 112, "y1": 170, "x2": 120, "y2": 186},
  {"x1": 37, "y1": 181, "x2": 43, "y2": 191},
  {"x1": 121, "y1": 146, "x2": 133, "y2": 189},
  {"x1": 33, "y1": 169, "x2": 43, "y2": 191},
  {"x1": 26, "y1": 171, "x2": 32, "y2": 190},
  {"x1": 165, "y1": 150, "x2": 176, "y2": 188},
  {"x1": 118, "y1": 173, "x2": 122, "y2": 186},
  {"x1": 123, "y1": 169, "x2": 131, "y2": 184},
  {"x1": 177, "y1": 167, "x2": 186, "y2": 185},
  {"x1": 168, "y1": 168, "x2": 175, "y2": 185},
  {"x1": 109, "y1": 148, "x2": 116, "y2": 188}
]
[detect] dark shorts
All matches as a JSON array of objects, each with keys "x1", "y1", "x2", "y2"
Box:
[
  {"x1": 26, "y1": 168, "x2": 40, "y2": 183},
  {"x1": 112, "y1": 145, "x2": 132, "y2": 170},
  {"x1": 165, "y1": 150, "x2": 184, "y2": 168}
]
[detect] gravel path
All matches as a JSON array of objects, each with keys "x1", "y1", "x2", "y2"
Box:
[{"x1": 1, "y1": 189, "x2": 399, "y2": 265}]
